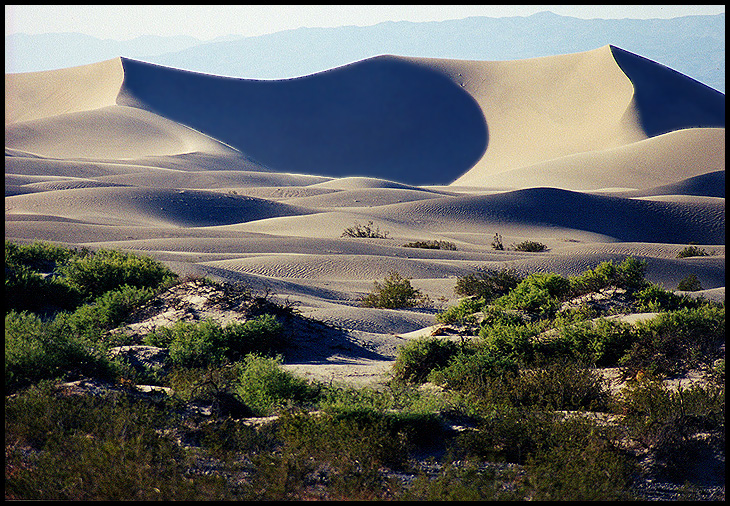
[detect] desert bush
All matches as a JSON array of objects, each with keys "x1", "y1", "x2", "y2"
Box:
[
  {"x1": 676, "y1": 245, "x2": 709, "y2": 258},
  {"x1": 454, "y1": 268, "x2": 523, "y2": 301},
  {"x1": 480, "y1": 322, "x2": 542, "y2": 364},
  {"x1": 435, "y1": 352, "x2": 609, "y2": 412},
  {"x1": 361, "y1": 271, "x2": 430, "y2": 309},
  {"x1": 634, "y1": 284, "x2": 698, "y2": 312},
  {"x1": 5, "y1": 263, "x2": 82, "y2": 313},
  {"x1": 677, "y1": 273, "x2": 703, "y2": 291},
  {"x1": 569, "y1": 257, "x2": 648, "y2": 296},
  {"x1": 436, "y1": 296, "x2": 488, "y2": 325},
  {"x1": 61, "y1": 284, "x2": 155, "y2": 341},
  {"x1": 494, "y1": 272, "x2": 571, "y2": 317},
  {"x1": 391, "y1": 337, "x2": 459, "y2": 384},
  {"x1": 144, "y1": 315, "x2": 284, "y2": 368},
  {"x1": 619, "y1": 305, "x2": 725, "y2": 378},
  {"x1": 235, "y1": 354, "x2": 319, "y2": 416},
  {"x1": 5, "y1": 382, "x2": 228, "y2": 500},
  {"x1": 523, "y1": 429, "x2": 635, "y2": 500},
  {"x1": 618, "y1": 378, "x2": 725, "y2": 483},
  {"x1": 545, "y1": 317, "x2": 637, "y2": 367},
  {"x1": 512, "y1": 240, "x2": 547, "y2": 252},
  {"x1": 5, "y1": 240, "x2": 80, "y2": 271},
  {"x1": 5, "y1": 311, "x2": 118, "y2": 392},
  {"x1": 403, "y1": 239, "x2": 457, "y2": 250},
  {"x1": 404, "y1": 460, "x2": 519, "y2": 501},
  {"x1": 491, "y1": 233, "x2": 504, "y2": 250},
  {"x1": 60, "y1": 248, "x2": 177, "y2": 300},
  {"x1": 429, "y1": 347, "x2": 519, "y2": 392},
  {"x1": 341, "y1": 220, "x2": 389, "y2": 239}
]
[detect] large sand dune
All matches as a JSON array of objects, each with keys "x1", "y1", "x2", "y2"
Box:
[{"x1": 5, "y1": 45, "x2": 724, "y2": 384}]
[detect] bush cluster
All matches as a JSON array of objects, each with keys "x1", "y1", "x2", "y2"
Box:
[{"x1": 5, "y1": 244, "x2": 725, "y2": 500}]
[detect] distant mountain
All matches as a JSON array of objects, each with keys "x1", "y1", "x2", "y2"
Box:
[
  {"x1": 5, "y1": 12, "x2": 725, "y2": 92},
  {"x1": 5, "y1": 32, "x2": 202, "y2": 73}
]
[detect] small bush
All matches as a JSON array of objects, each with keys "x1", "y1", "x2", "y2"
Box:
[
  {"x1": 392, "y1": 337, "x2": 459, "y2": 384},
  {"x1": 677, "y1": 245, "x2": 709, "y2": 258},
  {"x1": 361, "y1": 271, "x2": 430, "y2": 309},
  {"x1": 235, "y1": 354, "x2": 319, "y2": 416},
  {"x1": 454, "y1": 268, "x2": 523, "y2": 302},
  {"x1": 60, "y1": 249, "x2": 177, "y2": 300},
  {"x1": 677, "y1": 273, "x2": 703, "y2": 291},
  {"x1": 436, "y1": 296, "x2": 488, "y2": 325},
  {"x1": 491, "y1": 233, "x2": 504, "y2": 250},
  {"x1": 341, "y1": 220, "x2": 389, "y2": 239},
  {"x1": 619, "y1": 305, "x2": 725, "y2": 377},
  {"x1": 512, "y1": 240, "x2": 547, "y2": 252},
  {"x1": 494, "y1": 273, "x2": 571, "y2": 317},
  {"x1": 403, "y1": 240, "x2": 457, "y2": 250},
  {"x1": 5, "y1": 311, "x2": 118, "y2": 392}
]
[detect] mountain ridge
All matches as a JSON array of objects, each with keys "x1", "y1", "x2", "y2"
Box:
[{"x1": 5, "y1": 12, "x2": 725, "y2": 92}]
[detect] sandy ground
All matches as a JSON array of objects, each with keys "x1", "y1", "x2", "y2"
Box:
[{"x1": 5, "y1": 46, "x2": 725, "y2": 385}]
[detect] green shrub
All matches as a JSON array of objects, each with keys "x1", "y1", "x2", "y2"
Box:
[
  {"x1": 620, "y1": 305, "x2": 724, "y2": 378},
  {"x1": 361, "y1": 271, "x2": 430, "y2": 309},
  {"x1": 480, "y1": 322, "x2": 541, "y2": 364},
  {"x1": 512, "y1": 240, "x2": 547, "y2": 252},
  {"x1": 618, "y1": 378, "x2": 725, "y2": 483},
  {"x1": 429, "y1": 348, "x2": 519, "y2": 392},
  {"x1": 341, "y1": 220, "x2": 389, "y2": 239},
  {"x1": 224, "y1": 313, "x2": 284, "y2": 361},
  {"x1": 5, "y1": 383, "x2": 225, "y2": 500},
  {"x1": 234, "y1": 354, "x2": 318, "y2": 416},
  {"x1": 5, "y1": 240, "x2": 79, "y2": 272},
  {"x1": 634, "y1": 284, "x2": 693, "y2": 312},
  {"x1": 547, "y1": 317, "x2": 637, "y2": 367},
  {"x1": 676, "y1": 245, "x2": 709, "y2": 258},
  {"x1": 454, "y1": 268, "x2": 523, "y2": 301},
  {"x1": 569, "y1": 257, "x2": 648, "y2": 296},
  {"x1": 494, "y1": 273, "x2": 571, "y2": 317},
  {"x1": 403, "y1": 239, "x2": 457, "y2": 250},
  {"x1": 436, "y1": 296, "x2": 488, "y2": 324},
  {"x1": 5, "y1": 311, "x2": 118, "y2": 393},
  {"x1": 61, "y1": 284, "x2": 155, "y2": 341},
  {"x1": 145, "y1": 315, "x2": 284, "y2": 368},
  {"x1": 5, "y1": 264, "x2": 82, "y2": 313},
  {"x1": 392, "y1": 337, "x2": 459, "y2": 384},
  {"x1": 60, "y1": 249, "x2": 176, "y2": 300},
  {"x1": 677, "y1": 273, "x2": 703, "y2": 291}
]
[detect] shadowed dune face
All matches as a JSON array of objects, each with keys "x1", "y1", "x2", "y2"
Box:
[
  {"x1": 118, "y1": 56, "x2": 488, "y2": 186},
  {"x1": 610, "y1": 45, "x2": 725, "y2": 136}
]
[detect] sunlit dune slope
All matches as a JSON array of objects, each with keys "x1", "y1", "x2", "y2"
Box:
[{"x1": 5, "y1": 187, "x2": 311, "y2": 227}]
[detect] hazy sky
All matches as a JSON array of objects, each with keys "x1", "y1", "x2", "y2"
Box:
[{"x1": 5, "y1": 5, "x2": 726, "y2": 41}]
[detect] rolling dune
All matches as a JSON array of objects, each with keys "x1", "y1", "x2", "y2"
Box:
[{"x1": 4, "y1": 45, "x2": 725, "y2": 385}]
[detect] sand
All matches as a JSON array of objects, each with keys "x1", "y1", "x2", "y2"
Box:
[{"x1": 5, "y1": 45, "x2": 725, "y2": 385}]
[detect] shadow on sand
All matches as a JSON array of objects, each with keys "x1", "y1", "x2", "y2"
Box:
[{"x1": 119, "y1": 56, "x2": 488, "y2": 186}]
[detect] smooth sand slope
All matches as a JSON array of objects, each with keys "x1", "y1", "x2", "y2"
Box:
[{"x1": 5, "y1": 45, "x2": 725, "y2": 384}]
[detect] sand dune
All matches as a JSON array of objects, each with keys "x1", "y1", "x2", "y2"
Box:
[{"x1": 4, "y1": 46, "x2": 724, "y2": 385}]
